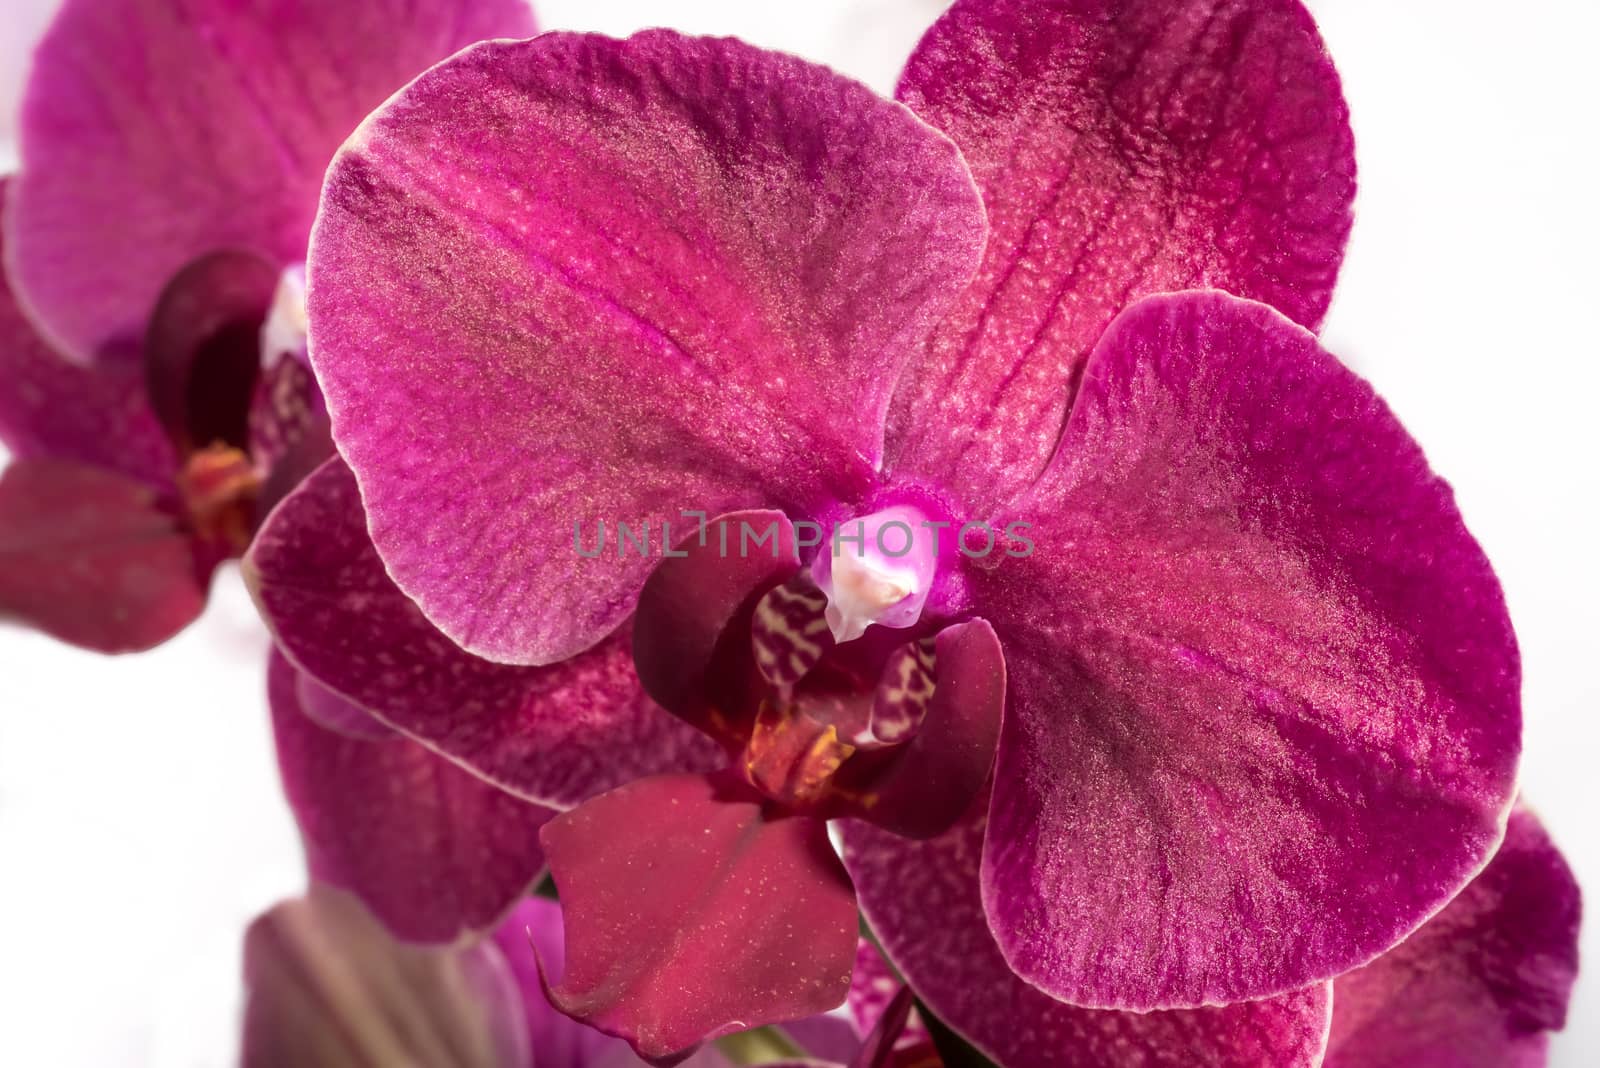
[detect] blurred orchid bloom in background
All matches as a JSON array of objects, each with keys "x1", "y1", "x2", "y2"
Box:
[
  {"x1": 0, "y1": 0, "x2": 537, "y2": 651},
  {"x1": 247, "y1": 0, "x2": 1537, "y2": 1060},
  {"x1": 243, "y1": 890, "x2": 899, "y2": 1068}
]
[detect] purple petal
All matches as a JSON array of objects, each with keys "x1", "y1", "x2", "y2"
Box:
[
  {"x1": 540, "y1": 772, "x2": 858, "y2": 1062},
  {"x1": 242, "y1": 885, "x2": 530, "y2": 1068},
  {"x1": 308, "y1": 30, "x2": 986, "y2": 664},
  {"x1": 848, "y1": 942, "x2": 931, "y2": 1062},
  {"x1": 975, "y1": 292, "x2": 1519, "y2": 1008},
  {"x1": 847, "y1": 984, "x2": 916, "y2": 1068},
  {"x1": 494, "y1": 898, "x2": 734, "y2": 1068},
  {"x1": 268, "y1": 651, "x2": 555, "y2": 944},
  {"x1": 0, "y1": 458, "x2": 206, "y2": 652},
  {"x1": 883, "y1": 0, "x2": 1356, "y2": 512},
  {"x1": 779, "y1": 1014, "x2": 862, "y2": 1065},
  {"x1": 1325, "y1": 806, "x2": 1581, "y2": 1068},
  {"x1": 0, "y1": 180, "x2": 174, "y2": 485},
  {"x1": 10, "y1": 0, "x2": 537, "y2": 360},
  {"x1": 842, "y1": 814, "x2": 1333, "y2": 1068},
  {"x1": 246, "y1": 458, "x2": 722, "y2": 809}
]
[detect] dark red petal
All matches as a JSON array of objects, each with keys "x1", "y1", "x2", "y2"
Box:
[
  {"x1": 0, "y1": 458, "x2": 206, "y2": 651},
  {"x1": 885, "y1": 0, "x2": 1356, "y2": 511},
  {"x1": 268, "y1": 651, "x2": 555, "y2": 944},
  {"x1": 1325, "y1": 806, "x2": 1582, "y2": 1068},
  {"x1": 828, "y1": 621, "x2": 1005, "y2": 839},
  {"x1": 247, "y1": 459, "x2": 722, "y2": 810},
  {"x1": 493, "y1": 897, "x2": 737, "y2": 1068},
  {"x1": 632, "y1": 510, "x2": 800, "y2": 739},
  {"x1": 540, "y1": 773, "x2": 857, "y2": 1063}
]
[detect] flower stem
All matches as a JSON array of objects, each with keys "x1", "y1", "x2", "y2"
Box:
[{"x1": 713, "y1": 1027, "x2": 806, "y2": 1064}]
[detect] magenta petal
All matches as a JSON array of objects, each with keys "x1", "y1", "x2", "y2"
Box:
[
  {"x1": 0, "y1": 180, "x2": 174, "y2": 485},
  {"x1": 1325, "y1": 806, "x2": 1581, "y2": 1068},
  {"x1": 540, "y1": 773, "x2": 858, "y2": 1062},
  {"x1": 884, "y1": 0, "x2": 1356, "y2": 511},
  {"x1": 0, "y1": 458, "x2": 206, "y2": 652},
  {"x1": 10, "y1": 0, "x2": 537, "y2": 360},
  {"x1": 975, "y1": 291, "x2": 1520, "y2": 1008},
  {"x1": 308, "y1": 30, "x2": 986, "y2": 664},
  {"x1": 242, "y1": 885, "x2": 530, "y2": 1068},
  {"x1": 246, "y1": 459, "x2": 722, "y2": 809},
  {"x1": 842, "y1": 815, "x2": 1333, "y2": 1068},
  {"x1": 268, "y1": 651, "x2": 555, "y2": 944}
]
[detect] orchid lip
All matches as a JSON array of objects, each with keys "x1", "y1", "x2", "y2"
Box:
[{"x1": 811, "y1": 505, "x2": 938, "y2": 643}]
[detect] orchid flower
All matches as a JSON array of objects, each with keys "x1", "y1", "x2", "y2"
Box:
[
  {"x1": 0, "y1": 0, "x2": 536, "y2": 651},
  {"x1": 243, "y1": 888, "x2": 870, "y2": 1068},
  {"x1": 253, "y1": 0, "x2": 1526, "y2": 1061}
]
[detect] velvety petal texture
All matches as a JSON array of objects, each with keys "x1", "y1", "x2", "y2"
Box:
[
  {"x1": 1325, "y1": 807, "x2": 1581, "y2": 1068},
  {"x1": 308, "y1": 30, "x2": 986, "y2": 664},
  {"x1": 242, "y1": 885, "x2": 530, "y2": 1068},
  {"x1": 247, "y1": 459, "x2": 721, "y2": 808},
  {"x1": 843, "y1": 814, "x2": 1333, "y2": 1068},
  {"x1": 975, "y1": 292, "x2": 1520, "y2": 1008},
  {"x1": 884, "y1": 0, "x2": 1356, "y2": 510},
  {"x1": 540, "y1": 772, "x2": 858, "y2": 1062},
  {"x1": 9, "y1": 0, "x2": 537, "y2": 360},
  {"x1": 0, "y1": 459, "x2": 206, "y2": 652},
  {"x1": 269, "y1": 651, "x2": 555, "y2": 944}
]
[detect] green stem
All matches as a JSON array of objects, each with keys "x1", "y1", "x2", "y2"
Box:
[{"x1": 713, "y1": 1027, "x2": 806, "y2": 1064}]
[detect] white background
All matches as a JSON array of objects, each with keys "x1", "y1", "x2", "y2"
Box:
[{"x1": 2, "y1": 1, "x2": 1596, "y2": 1063}]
